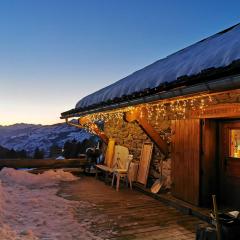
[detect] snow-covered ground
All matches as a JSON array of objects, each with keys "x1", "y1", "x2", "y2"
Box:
[{"x1": 0, "y1": 168, "x2": 102, "y2": 240}]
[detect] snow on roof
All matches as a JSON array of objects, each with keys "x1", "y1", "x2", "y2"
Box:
[{"x1": 76, "y1": 24, "x2": 240, "y2": 110}]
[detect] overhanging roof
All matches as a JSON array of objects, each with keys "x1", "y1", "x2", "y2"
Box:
[{"x1": 61, "y1": 23, "x2": 240, "y2": 118}]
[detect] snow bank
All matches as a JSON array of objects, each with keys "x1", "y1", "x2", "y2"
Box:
[
  {"x1": 0, "y1": 168, "x2": 102, "y2": 240},
  {"x1": 0, "y1": 168, "x2": 77, "y2": 187},
  {"x1": 76, "y1": 24, "x2": 240, "y2": 109}
]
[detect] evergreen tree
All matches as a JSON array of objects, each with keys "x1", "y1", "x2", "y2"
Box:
[
  {"x1": 76, "y1": 141, "x2": 84, "y2": 154},
  {"x1": 33, "y1": 147, "x2": 44, "y2": 159},
  {"x1": 63, "y1": 141, "x2": 72, "y2": 159},
  {"x1": 19, "y1": 150, "x2": 27, "y2": 158},
  {"x1": 49, "y1": 144, "x2": 62, "y2": 158},
  {"x1": 71, "y1": 139, "x2": 78, "y2": 158},
  {"x1": 0, "y1": 145, "x2": 29, "y2": 159}
]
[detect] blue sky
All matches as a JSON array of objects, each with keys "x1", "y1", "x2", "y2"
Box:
[{"x1": 0, "y1": 0, "x2": 239, "y2": 125}]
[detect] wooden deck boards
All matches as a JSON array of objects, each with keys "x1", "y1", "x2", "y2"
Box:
[{"x1": 58, "y1": 176, "x2": 204, "y2": 240}]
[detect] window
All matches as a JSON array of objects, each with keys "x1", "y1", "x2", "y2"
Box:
[{"x1": 230, "y1": 129, "x2": 240, "y2": 158}]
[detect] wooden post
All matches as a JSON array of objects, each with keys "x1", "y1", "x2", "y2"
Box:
[
  {"x1": 125, "y1": 107, "x2": 168, "y2": 156},
  {"x1": 212, "y1": 195, "x2": 221, "y2": 240}
]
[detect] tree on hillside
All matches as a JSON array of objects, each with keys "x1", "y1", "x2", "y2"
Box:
[
  {"x1": 33, "y1": 147, "x2": 44, "y2": 159},
  {"x1": 7, "y1": 149, "x2": 17, "y2": 158},
  {"x1": 49, "y1": 144, "x2": 62, "y2": 158},
  {"x1": 62, "y1": 138, "x2": 100, "y2": 159},
  {"x1": 76, "y1": 141, "x2": 84, "y2": 154},
  {"x1": 63, "y1": 141, "x2": 73, "y2": 159},
  {"x1": 18, "y1": 150, "x2": 27, "y2": 158},
  {"x1": 0, "y1": 146, "x2": 28, "y2": 159}
]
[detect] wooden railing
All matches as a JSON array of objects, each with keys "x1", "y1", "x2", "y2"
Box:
[{"x1": 0, "y1": 158, "x2": 87, "y2": 170}]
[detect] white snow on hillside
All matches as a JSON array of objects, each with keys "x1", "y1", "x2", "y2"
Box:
[
  {"x1": 0, "y1": 168, "x2": 102, "y2": 240},
  {"x1": 0, "y1": 123, "x2": 93, "y2": 156},
  {"x1": 76, "y1": 24, "x2": 240, "y2": 109}
]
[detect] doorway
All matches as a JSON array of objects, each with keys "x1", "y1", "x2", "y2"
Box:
[
  {"x1": 171, "y1": 119, "x2": 200, "y2": 206},
  {"x1": 219, "y1": 121, "x2": 240, "y2": 209}
]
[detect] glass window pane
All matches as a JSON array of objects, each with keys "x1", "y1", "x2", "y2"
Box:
[{"x1": 230, "y1": 129, "x2": 240, "y2": 158}]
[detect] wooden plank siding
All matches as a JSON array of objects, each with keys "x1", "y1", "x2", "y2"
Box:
[
  {"x1": 200, "y1": 119, "x2": 217, "y2": 206},
  {"x1": 171, "y1": 119, "x2": 201, "y2": 206}
]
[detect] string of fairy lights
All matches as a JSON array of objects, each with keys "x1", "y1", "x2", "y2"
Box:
[{"x1": 78, "y1": 94, "x2": 215, "y2": 133}]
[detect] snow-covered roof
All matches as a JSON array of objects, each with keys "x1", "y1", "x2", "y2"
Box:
[{"x1": 74, "y1": 24, "x2": 240, "y2": 111}]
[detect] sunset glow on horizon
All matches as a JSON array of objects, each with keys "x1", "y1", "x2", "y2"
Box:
[{"x1": 1, "y1": 0, "x2": 239, "y2": 126}]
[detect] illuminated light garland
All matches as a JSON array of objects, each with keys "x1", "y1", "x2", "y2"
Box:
[{"x1": 78, "y1": 94, "x2": 218, "y2": 133}]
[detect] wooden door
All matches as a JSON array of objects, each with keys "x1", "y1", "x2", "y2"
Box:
[
  {"x1": 200, "y1": 119, "x2": 217, "y2": 207},
  {"x1": 171, "y1": 119, "x2": 200, "y2": 205},
  {"x1": 219, "y1": 121, "x2": 240, "y2": 209}
]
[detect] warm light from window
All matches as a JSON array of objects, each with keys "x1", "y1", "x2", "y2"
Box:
[{"x1": 230, "y1": 129, "x2": 240, "y2": 158}]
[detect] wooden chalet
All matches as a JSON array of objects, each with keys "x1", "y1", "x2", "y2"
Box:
[{"x1": 61, "y1": 23, "x2": 240, "y2": 210}]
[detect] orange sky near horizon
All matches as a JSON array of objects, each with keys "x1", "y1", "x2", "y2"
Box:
[{"x1": 0, "y1": 111, "x2": 65, "y2": 126}]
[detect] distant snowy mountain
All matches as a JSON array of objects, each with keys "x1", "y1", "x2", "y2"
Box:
[{"x1": 0, "y1": 122, "x2": 93, "y2": 157}]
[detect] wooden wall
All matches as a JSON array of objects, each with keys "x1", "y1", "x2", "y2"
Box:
[
  {"x1": 200, "y1": 119, "x2": 217, "y2": 206},
  {"x1": 171, "y1": 119, "x2": 200, "y2": 205}
]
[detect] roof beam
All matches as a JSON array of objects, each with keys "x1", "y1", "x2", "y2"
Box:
[
  {"x1": 65, "y1": 118, "x2": 109, "y2": 144},
  {"x1": 125, "y1": 107, "x2": 168, "y2": 156}
]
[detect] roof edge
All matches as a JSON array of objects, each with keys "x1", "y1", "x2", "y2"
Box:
[{"x1": 61, "y1": 73, "x2": 240, "y2": 119}]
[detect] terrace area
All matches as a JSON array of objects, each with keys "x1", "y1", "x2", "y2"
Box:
[{"x1": 58, "y1": 176, "x2": 205, "y2": 240}]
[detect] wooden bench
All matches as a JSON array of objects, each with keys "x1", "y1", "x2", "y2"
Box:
[
  {"x1": 95, "y1": 139, "x2": 129, "y2": 182},
  {"x1": 95, "y1": 138, "x2": 115, "y2": 180}
]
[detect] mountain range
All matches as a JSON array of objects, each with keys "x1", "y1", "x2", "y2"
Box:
[{"x1": 0, "y1": 122, "x2": 92, "y2": 157}]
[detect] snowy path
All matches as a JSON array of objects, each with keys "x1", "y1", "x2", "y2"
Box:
[{"x1": 0, "y1": 168, "x2": 102, "y2": 240}]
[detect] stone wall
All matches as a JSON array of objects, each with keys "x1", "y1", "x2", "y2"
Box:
[{"x1": 104, "y1": 117, "x2": 172, "y2": 189}]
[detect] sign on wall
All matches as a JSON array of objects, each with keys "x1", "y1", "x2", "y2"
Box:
[{"x1": 189, "y1": 103, "x2": 240, "y2": 119}]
